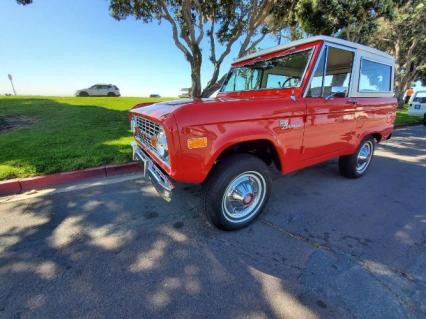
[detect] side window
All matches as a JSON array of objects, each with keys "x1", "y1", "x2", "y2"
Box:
[
  {"x1": 323, "y1": 47, "x2": 354, "y2": 97},
  {"x1": 307, "y1": 46, "x2": 354, "y2": 98},
  {"x1": 359, "y1": 59, "x2": 392, "y2": 92}
]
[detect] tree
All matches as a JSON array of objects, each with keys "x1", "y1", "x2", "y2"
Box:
[
  {"x1": 109, "y1": 0, "x2": 296, "y2": 98},
  {"x1": 294, "y1": 0, "x2": 393, "y2": 44},
  {"x1": 372, "y1": 0, "x2": 426, "y2": 106},
  {"x1": 18, "y1": 0, "x2": 295, "y2": 98}
]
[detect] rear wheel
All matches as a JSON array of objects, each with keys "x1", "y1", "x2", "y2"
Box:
[
  {"x1": 107, "y1": 92, "x2": 116, "y2": 97},
  {"x1": 339, "y1": 136, "x2": 375, "y2": 178},
  {"x1": 202, "y1": 154, "x2": 271, "y2": 230}
]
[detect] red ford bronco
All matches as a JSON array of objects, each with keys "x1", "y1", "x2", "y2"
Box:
[{"x1": 129, "y1": 36, "x2": 396, "y2": 230}]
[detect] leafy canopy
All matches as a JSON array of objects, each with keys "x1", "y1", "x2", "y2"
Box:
[{"x1": 294, "y1": 0, "x2": 394, "y2": 44}]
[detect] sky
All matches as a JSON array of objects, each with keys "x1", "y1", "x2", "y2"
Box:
[
  {"x1": 1, "y1": 0, "x2": 424, "y2": 97},
  {"x1": 0, "y1": 0, "x2": 278, "y2": 97}
]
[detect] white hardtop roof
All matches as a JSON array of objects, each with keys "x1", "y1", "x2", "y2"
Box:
[{"x1": 233, "y1": 35, "x2": 394, "y2": 64}]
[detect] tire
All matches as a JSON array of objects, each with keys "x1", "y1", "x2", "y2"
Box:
[
  {"x1": 339, "y1": 136, "x2": 375, "y2": 178},
  {"x1": 423, "y1": 114, "x2": 426, "y2": 126},
  {"x1": 79, "y1": 91, "x2": 89, "y2": 97},
  {"x1": 202, "y1": 154, "x2": 271, "y2": 230},
  {"x1": 107, "y1": 92, "x2": 116, "y2": 97}
]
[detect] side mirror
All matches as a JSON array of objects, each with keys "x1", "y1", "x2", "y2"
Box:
[{"x1": 326, "y1": 86, "x2": 347, "y2": 100}]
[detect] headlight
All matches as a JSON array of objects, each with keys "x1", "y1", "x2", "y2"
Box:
[
  {"x1": 130, "y1": 116, "x2": 136, "y2": 133},
  {"x1": 155, "y1": 127, "x2": 168, "y2": 161}
]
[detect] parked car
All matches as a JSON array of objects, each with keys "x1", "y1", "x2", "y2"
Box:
[
  {"x1": 178, "y1": 88, "x2": 191, "y2": 98},
  {"x1": 408, "y1": 91, "x2": 426, "y2": 125},
  {"x1": 75, "y1": 84, "x2": 120, "y2": 97},
  {"x1": 129, "y1": 36, "x2": 396, "y2": 230},
  {"x1": 150, "y1": 94, "x2": 161, "y2": 98}
]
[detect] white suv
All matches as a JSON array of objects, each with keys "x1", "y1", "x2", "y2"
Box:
[
  {"x1": 408, "y1": 91, "x2": 426, "y2": 125},
  {"x1": 75, "y1": 84, "x2": 120, "y2": 97}
]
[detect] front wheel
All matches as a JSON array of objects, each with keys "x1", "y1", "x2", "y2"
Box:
[
  {"x1": 202, "y1": 154, "x2": 271, "y2": 230},
  {"x1": 339, "y1": 136, "x2": 375, "y2": 178}
]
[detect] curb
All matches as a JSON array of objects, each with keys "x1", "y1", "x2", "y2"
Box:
[{"x1": 0, "y1": 162, "x2": 142, "y2": 197}]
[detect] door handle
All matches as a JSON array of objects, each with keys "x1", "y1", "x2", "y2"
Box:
[{"x1": 346, "y1": 100, "x2": 358, "y2": 105}]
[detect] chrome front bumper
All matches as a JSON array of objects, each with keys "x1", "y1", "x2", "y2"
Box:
[{"x1": 131, "y1": 142, "x2": 174, "y2": 202}]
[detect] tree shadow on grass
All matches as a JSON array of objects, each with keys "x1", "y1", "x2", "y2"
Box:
[{"x1": 0, "y1": 98, "x2": 135, "y2": 180}]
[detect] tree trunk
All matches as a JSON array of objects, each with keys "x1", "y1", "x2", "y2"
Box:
[
  {"x1": 395, "y1": 87, "x2": 405, "y2": 108},
  {"x1": 201, "y1": 74, "x2": 227, "y2": 98},
  {"x1": 190, "y1": 47, "x2": 202, "y2": 98}
]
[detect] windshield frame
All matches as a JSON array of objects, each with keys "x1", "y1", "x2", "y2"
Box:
[{"x1": 220, "y1": 47, "x2": 315, "y2": 94}]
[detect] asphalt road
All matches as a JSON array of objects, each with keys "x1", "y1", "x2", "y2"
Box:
[{"x1": 1, "y1": 126, "x2": 425, "y2": 319}]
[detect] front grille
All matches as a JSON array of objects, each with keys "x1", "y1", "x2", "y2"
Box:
[
  {"x1": 134, "y1": 116, "x2": 160, "y2": 154},
  {"x1": 136, "y1": 116, "x2": 160, "y2": 137}
]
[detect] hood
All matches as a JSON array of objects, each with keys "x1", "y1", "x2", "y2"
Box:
[
  {"x1": 130, "y1": 98, "x2": 229, "y2": 121},
  {"x1": 130, "y1": 91, "x2": 299, "y2": 126}
]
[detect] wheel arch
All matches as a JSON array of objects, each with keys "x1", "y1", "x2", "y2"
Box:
[{"x1": 209, "y1": 138, "x2": 283, "y2": 173}]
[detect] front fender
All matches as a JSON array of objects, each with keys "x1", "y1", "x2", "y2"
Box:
[{"x1": 172, "y1": 122, "x2": 284, "y2": 184}]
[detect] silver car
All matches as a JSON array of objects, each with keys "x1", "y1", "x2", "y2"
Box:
[{"x1": 75, "y1": 84, "x2": 120, "y2": 97}]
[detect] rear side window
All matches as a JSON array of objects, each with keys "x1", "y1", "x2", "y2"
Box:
[{"x1": 359, "y1": 59, "x2": 392, "y2": 92}]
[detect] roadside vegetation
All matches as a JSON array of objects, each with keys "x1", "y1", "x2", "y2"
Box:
[
  {"x1": 0, "y1": 96, "x2": 172, "y2": 180},
  {"x1": 395, "y1": 105, "x2": 424, "y2": 126}
]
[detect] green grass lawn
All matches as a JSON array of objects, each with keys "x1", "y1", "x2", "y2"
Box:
[
  {"x1": 0, "y1": 96, "x2": 424, "y2": 181},
  {"x1": 0, "y1": 96, "x2": 173, "y2": 181},
  {"x1": 395, "y1": 105, "x2": 424, "y2": 126}
]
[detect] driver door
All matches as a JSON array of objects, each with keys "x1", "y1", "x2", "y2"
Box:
[{"x1": 302, "y1": 44, "x2": 357, "y2": 161}]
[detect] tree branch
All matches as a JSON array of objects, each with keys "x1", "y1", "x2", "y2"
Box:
[
  {"x1": 158, "y1": 0, "x2": 193, "y2": 61},
  {"x1": 194, "y1": 0, "x2": 204, "y2": 44},
  {"x1": 181, "y1": 0, "x2": 196, "y2": 43}
]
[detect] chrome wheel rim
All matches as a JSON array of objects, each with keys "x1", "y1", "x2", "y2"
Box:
[
  {"x1": 356, "y1": 141, "x2": 373, "y2": 174},
  {"x1": 222, "y1": 171, "x2": 266, "y2": 223}
]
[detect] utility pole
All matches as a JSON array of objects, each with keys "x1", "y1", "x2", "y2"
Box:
[{"x1": 8, "y1": 74, "x2": 16, "y2": 95}]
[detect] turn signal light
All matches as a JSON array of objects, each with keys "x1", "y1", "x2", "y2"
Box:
[{"x1": 187, "y1": 137, "x2": 207, "y2": 149}]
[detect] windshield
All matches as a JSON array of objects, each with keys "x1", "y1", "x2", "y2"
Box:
[
  {"x1": 413, "y1": 92, "x2": 426, "y2": 103},
  {"x1": 221, "y1": 48, "x2": 313, "y2": 93}
]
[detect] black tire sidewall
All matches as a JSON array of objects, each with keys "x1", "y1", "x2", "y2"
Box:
[
  {"x1": 340, "y1": 136, "x2": 375, "y2": 178},
  {"x1": 203, "y1": 154, "x2": 271, "y2": 230}
]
